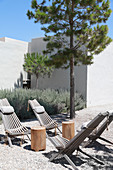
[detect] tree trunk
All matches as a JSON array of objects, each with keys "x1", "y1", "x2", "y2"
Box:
[
  {"x1": 70, "y1": 0, "x2": 75, "y2": 119},
  {"x1": 70, "y1": 54, "x2": 75, "y2": 119},
  {"x1": 36, "y1": 75, "x2": 38, "y2": 89}
]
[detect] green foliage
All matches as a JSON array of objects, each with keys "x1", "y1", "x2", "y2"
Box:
[
  {"x1": 23, "y1": 52, "x2": 54, "y2": 87},
  {"x1": 27, "y1": 0, "x2": 112, "y2": 68},
  {"x1": 0, "y1": 89, "x2": 85, "y2": 120},
  {"x1": 23, "y1": 52, "x2": 54, "y2": 78}
]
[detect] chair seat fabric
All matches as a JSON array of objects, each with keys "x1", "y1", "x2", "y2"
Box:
[
  {"x1": 34, "y1": 106, "x2": 45, "y2": 113},
  {"x1": 0, "y1": 106, "x2": 14, "y2": 114}
]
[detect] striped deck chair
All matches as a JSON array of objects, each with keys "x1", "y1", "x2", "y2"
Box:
[
  {"x1": 28, "y1": 99, "x2": 62, "y2": 136},
  {"x1": 48, "y1": 112, "x2": 108, "y2": 169},
  {"x1": 0, "y1": 98, "x2": 30, "y2": 147},
  {"x1": 83, "y1": 111, "x2": 113, "y2": 147}
]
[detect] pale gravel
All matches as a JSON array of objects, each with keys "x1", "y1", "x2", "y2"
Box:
[{"x1": 0, "y1": 103, "x2": 113, "y2": 170}]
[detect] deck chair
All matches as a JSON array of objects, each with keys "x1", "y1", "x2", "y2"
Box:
[
  {"x1": 0, "y1": 98, "x2": 30, "y2": 147},
  {"x1": 48, "y1": 112, "x2": 108, "y2": 169},
  {"x1": 28, "y1": 99, "x2": 62, "y2": 135},
  {"x1": 83, "y1": 111, "x2": 113, "y2": 147}
]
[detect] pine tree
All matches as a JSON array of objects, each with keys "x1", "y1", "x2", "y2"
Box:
[{"x1": 27, "y1": 0, "x2": 112, "y2": 119}]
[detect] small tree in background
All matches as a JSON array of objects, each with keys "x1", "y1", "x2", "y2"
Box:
[
  {"x1": 27, "y1": 0, "x2": 112, "y2": 119},
  {"x1": 23, "y1": 53, "x2": 54, "y2": 88}
]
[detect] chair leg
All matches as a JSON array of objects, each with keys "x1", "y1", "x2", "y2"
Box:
[
  {"x1": 64, "y1": 154, "x2": 78, "y2": 170},
  {"x1": 7, "y1": 136, "x2": 13, "y2": 148},
  {"x1": 55, "y1": 127, "x2": 57, "y2": 136},
  {"x1": 78, "y1": 148, "x2": 104, "y2": 165},
  {"x1": 57, "y1": 127, "x2": 62, "y2": 134},
  {"x1": 26, "y1": 134, "x2": 31, "y2": 141}
]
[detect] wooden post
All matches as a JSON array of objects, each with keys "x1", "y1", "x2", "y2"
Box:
[
  {"x1": 31, "y1": 126, "x2": 46, "y2": 151},
  {"x1": 62, "y1": 121, "x2": 75, "y2": 140}
]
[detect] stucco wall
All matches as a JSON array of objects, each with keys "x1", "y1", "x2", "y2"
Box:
[
  {"x1": 87, "y1": 41, "x2": 113, "y2": 107},
  {"x1": 31, "y1": 68, "x2": 70, "y2": 90},
  {"x1": 0, "y1": 36, "x2": 113, "y2": 107},
  {"x1": 75, "y1": 65, "x2": 87, "y2": 101},
  {"x1": 28, "y1": 37, "x2": 47, "y2": 54},
  {"x1": 28, "y1": 37, "x2": 87, "y2": 100},
  {"x1": 0, "y1": 37, "x2": 28, "y2": 89}
]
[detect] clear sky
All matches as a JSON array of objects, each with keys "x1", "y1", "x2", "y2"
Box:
[{"x1": 0, "y1": 0, "x2": 113, "y2": 42}]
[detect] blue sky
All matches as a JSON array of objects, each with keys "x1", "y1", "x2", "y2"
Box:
[{"x1": 0, "y1": 0, "x2": 113, "y2": 42}]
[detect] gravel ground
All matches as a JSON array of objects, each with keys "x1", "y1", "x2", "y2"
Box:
[{"x1": 0, "y1": 103, "x2": 113, "y2": 170}]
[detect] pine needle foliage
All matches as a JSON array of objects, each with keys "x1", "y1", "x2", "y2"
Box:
[{"x1": 27, "y1": 0, "x2": 112, "y2": 119}]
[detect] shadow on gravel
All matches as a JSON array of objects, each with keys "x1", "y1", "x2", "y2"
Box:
[
  {"x1": 43, "y1": 151, "x2": 93, "y2": 170},
  {"x1": 86, "y1": 141, "x2": 113, "y2": 153},
  {"x1": 0, "y1": 134, "x2": 28, "y2": 147},
  {"x1": 43, "y1": 151, "x2": 76, "y2": 170},
  {"x1": 0, "y1": 134, "x2": 6, "y2": 144},
  {"x1": 11, "y1": 138, "x2": 28, "y2": 146},
  {"x1": 24, "y1": 144, "x2": 32, "y2": 151},
  {"x1": 43, "y1": 147, "x2": 113, "y2": 170},
  {"x1": 51, "y1": 113, "x2": 70, "y2": 125}
]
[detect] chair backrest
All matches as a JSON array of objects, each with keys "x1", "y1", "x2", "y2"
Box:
[
  {"x1": 62, "y1": 112, "x2": 108, "y2": 155},
  {"x1": 28, "y1": 99, "x2": 53, "y2": 126},
  {"x1": 0, "y1": 98, "x2": 22, "y2": 131}
]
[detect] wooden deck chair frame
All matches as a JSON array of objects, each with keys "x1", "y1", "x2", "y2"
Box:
[
  {"x1": 83, "y1": 111, "x2": 113, "y2": 147},
  {"x1": 48, "y1": 112, "x2": 108, "y2": 169},
  {"x1": 0, "y1": 98, "x2": 30, "y2": 147},
  {"x1": 28, "y1": 99, "x2": 62, "y2": 136}
]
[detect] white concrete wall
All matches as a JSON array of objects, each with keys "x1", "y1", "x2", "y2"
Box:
[
  {"x1": 28, "y1": 37, "x2": 47, "y2": 54},
  {"x1": 29, "y1": 37, "x2": 70, "y2": 89},
  {"x1": 28, "y1": 37, "x2": 87, "y2": 100},
  {"x1": 31, "y1": 68, "x2": 70, "y2": 90},
  {"x1": 0, "y1": 37, "x2": 28, "y2": 89},
  {"x1": 87, "y1": 41, "x2": 113, "y2": 107},
  {"x1": 75, "y1": 65, "x2": 87, "y2": 101}
]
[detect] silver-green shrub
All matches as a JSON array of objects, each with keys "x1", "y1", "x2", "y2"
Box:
[{"x1": 0, "y1": 89, "x2": 85, "y2": 120}]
